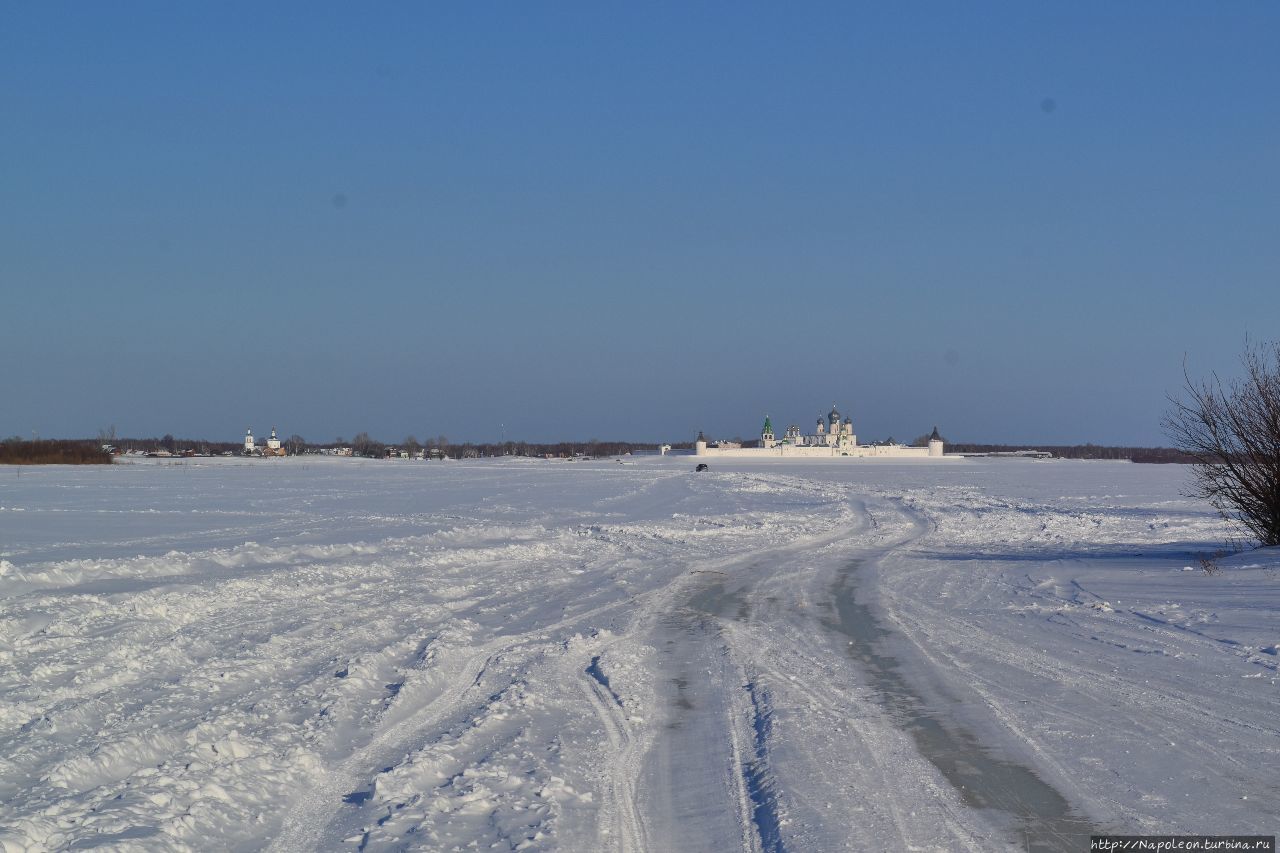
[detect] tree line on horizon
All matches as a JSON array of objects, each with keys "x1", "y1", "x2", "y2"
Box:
[
  {"x1": 942, "y1": 443, "x2": 1196, "y2": 463},
  {"x1": 2, "y1": 430, "x2": 1198, "y2": 464},
  {"x1": 1, "y1": 432, "x2": 693, "y2": 461},
  {"x1": 0, "y1": 438, "x2": 112, "y2": 465}
]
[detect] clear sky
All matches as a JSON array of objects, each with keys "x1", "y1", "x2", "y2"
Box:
[{"x1": 3, "y1": 3, "x2": 1277, "y2": 446}]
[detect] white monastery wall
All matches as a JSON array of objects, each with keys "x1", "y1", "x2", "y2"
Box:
[
  {"x1": 694, "y1": 444, "x2": 945, "y2": 459},
  {"x1": 694, "y1": 405, "x2": 949, "y2": 459}
]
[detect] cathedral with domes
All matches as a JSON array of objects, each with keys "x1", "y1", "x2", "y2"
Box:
[{"x1": 695, "y1": 405, "x2": 947, "y2": 459}]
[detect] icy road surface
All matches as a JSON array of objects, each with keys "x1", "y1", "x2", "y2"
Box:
[{"x1": 1, "y1": 456, "x2": 1277, "y2": 851}]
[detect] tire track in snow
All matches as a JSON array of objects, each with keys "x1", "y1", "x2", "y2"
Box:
[
  {"x1": 742, "y1": 677, "x2": 784, "y2": 853},
  {"x1": 269, "y1": 638, "x2": 508, "y2": 853},
  {"x1": 827, "y1": 554, "x2": 1097, "y2": 852},
  {"x1": 674, "y1": 491, "x2": 1098, "y2": 851},
  {"x1": 578, "y1": 647, "x2": 648, "y2": 853},
  {"x1": 269, "y1": 569, "x2": 693, "y2": 851}
]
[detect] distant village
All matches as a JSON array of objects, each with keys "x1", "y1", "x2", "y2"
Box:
[
  {"x1": 95, "y1": 428, "x2": 663, "y2": 461},
  {"x1": 238, "y1": 428, "x2": 452, "y2": 460}
]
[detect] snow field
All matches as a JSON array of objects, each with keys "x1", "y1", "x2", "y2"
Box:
[
  {"x1": 1, "y1": 456, "x2": 1277, "y2": 851},
  {"x1": 1, "y1": 459, "x2": 845, "y2": 850}
]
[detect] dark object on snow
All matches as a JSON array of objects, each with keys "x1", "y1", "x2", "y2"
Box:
[{"x1": 695, "y1": 463, "x2": 709, "y2": 472}]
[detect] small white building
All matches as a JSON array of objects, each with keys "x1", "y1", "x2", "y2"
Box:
[
  {"x1": 264, "y1": 428, "x2": 285, "y2": 457},
  {"x1": 243, "y1": 429, "x2": 255, "y2": 455},
  {"x1": 696, "y1": 405, "x2": 948, "y2": 459}
]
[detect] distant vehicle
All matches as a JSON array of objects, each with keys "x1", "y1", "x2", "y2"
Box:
[{"x1": 695, "y1": 463, "x2": 709, "y2": 472}]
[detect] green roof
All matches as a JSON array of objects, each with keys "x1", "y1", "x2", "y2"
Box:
[{"x1": 762, "y1": 415, "x2": 774, "y2": 435}]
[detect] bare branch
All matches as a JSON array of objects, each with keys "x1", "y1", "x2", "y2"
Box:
[{"x1": 1164, "y1": 341, "x2": 1280, "y2": 546}]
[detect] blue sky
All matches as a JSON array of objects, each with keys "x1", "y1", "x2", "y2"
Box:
[{"x1": 3, "y1": 3, "x2": 1277, "y2": 445}]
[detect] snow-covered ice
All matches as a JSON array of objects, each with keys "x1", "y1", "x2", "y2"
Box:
[{"x1": 1, "y1": 455, "x2": 1276, "y2": 851}]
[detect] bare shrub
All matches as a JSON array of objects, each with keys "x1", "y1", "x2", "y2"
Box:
[
  {"x1": 1197, "y1": 552, "x2": 1225, "y2": 576},
  {"x1": 1163, "y1": 341, "x2": 1280, "y2": 546}
]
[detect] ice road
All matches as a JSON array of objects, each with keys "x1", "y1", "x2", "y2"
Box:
[{"x1": 1, "y1": 456, "x2": 1277, "y2": 851}]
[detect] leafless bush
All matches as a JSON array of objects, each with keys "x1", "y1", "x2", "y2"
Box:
[
  {"x1": 1197, "y1": 552, "x2": 1225, "y2": 576},
  {"x1": 1163, "y1": 341, "x2": 1280, "y2": 546}
]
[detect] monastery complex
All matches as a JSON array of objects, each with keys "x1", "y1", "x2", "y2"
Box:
[{"x1": 695, "y1": 405, "x2": 949, "y2": 459}]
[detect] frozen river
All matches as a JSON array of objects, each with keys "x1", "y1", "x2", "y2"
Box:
[{"x1": 2, "y1": 456, "x2": 1277, "y2": 851}]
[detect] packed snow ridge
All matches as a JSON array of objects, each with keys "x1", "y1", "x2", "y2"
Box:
[{"x1": 1, "y1": 456, "x2": 1276, "y2": 851}]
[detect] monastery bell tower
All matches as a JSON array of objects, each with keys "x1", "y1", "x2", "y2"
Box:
[{"x1": 761, "y1": 416, "x2": 776, "y2": 449}]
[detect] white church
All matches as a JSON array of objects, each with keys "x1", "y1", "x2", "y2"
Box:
[
  {"x1": 694, "y1": 405, "x2": 949, "y2": 459},
  {"x1": 243, "y1": 427, "x2": 286, "y2": 457}
]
